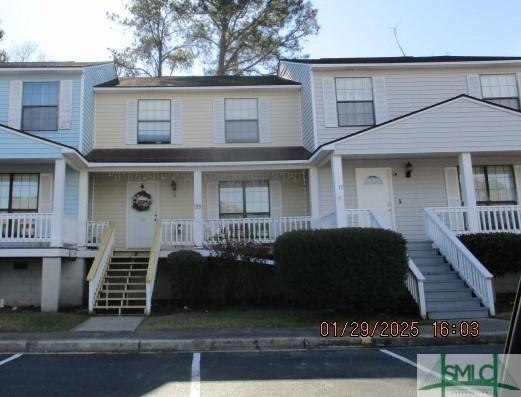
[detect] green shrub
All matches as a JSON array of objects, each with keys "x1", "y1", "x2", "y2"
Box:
[
  {"x1": 459, "y1": 233, "x2": 521, "y2": 277},
  {"x1": 168, "y1": 250, "x2": 208, "y2": 305},
  {"x1": 273, "y1": 227, "x2": 408, "y2": 312}
]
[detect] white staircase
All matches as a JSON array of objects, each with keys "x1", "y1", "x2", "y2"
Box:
[
  {"x1": 408, "y1": 241, "x2": 489, "y2": 319},
  {"x1": 93, "y1": 249, "x2": 149, "y2": 315}
]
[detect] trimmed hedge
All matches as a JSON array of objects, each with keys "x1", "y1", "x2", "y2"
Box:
[
  {"x1": 273, "y1": 227, "x2": 408, "y2": 312},
  {"x1": 459, "y1": 233, "x2": 521, "y2": 277},
  {"x1": 167, "y1": 243, "x2": 281, "y2": 307}
]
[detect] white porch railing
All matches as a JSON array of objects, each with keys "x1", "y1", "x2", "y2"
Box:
[
  {"x1": 424, "y1": 208, "x2": 495, "y2": 316},
  {"x1": 406, "y1": 258, "x2": 427, "y2": 319},
  {"x1": 86, "y1": 221, "x2": 110, "y2": 247},
  {"x1": 0, "y1": 213, "x2": 52, "y2": 243},
  {"x1": 204, "y1": 216, "x2": 312, "y2": 244},
  {"x1": 345, "y1": 208, "x2": 387, "y2": 228},
  {"x1": 478, "y1": 205, "x2": 521, "y2": 233},
  {"x1": 160, "y1": 219, "x2": 194, "y2": 246},
  {"x1": 428, "y1": 205, "x2": 521, "y2": 235},
  {"x1": 145, "y1": 221, "x2": 162, "y2": 316},
  {"x1": 86, "y1": 222, "x2": 116, "y2": 314},
  {"x1": 319, "y1": 212, "x2": 336, "y2": 228}
]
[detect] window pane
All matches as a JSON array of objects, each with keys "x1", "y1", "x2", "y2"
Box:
[
  {"x1": 0, "y1": 174, "x2": 9, "y2": 210},
  {"x1": 480, "y1": 74, "x2": 519, "y2": 100},
  {"x1": 138, "y1": 100, "x2": 171, "y2": 121},
  {"x1": 22, "y1": 107, "x2": 58, "y2": 131},
  {"x1": 225, "y1": 99, "x2": 258, "y2": 120},
  {"x1": 337, "y1": 101, "x2": 374, "y2": 126},
  {"x1": 23, "y1": 82, "x2": 59, "y2": 106},
  {"x1": 473, "y1": 166, "x2": 489, "y2": 202},
  {"x1": 137, "y1": 121, "x2": 170, "y2": 143},
  {"x1": 225, "y1": 120, "x2": 259, "y2": 143},
  {"x1": 219, "y1": 182, "x2": 244, "y2": 215},
  {"x1": 11, "y1": 174, "x2": 38, "y2": 210},
  {"x1": 245, "y1": 181, "x2": 269, "y2": 214},
  {"x1": 487, "y1": 165, "x2": 516, "y2": 203},
  {"x1": 486, "y1": 98, "x2": 520, "y2": 110},
  {"x1": 336, "y1": 77, "x2": 373, "y2": 101}
]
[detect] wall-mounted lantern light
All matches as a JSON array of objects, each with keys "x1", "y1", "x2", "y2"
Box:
[
  {"x1": 405, "y1": 162, "x2": 413, "y2": 178},
  {"x1": 171, "y1": 180, "x2": 177, "y2": 196}
]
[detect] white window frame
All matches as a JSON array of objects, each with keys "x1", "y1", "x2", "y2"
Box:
[
  {"x1": 224, "y1": 98, "x2": 259, "y2": 143},
  {"x1": 137, "y1": 99, "x2": 171, "y2": 144},
  {"x1": 480, "y1": 74, "x2": 520, "y2": 110},
  {"x1": 335, "y1": 77, "x2": 375, "y2": 127}
]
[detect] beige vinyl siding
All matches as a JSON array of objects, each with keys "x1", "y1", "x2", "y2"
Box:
[
  {"x1": 342, "y1": 155, "x2": 521, "y2": 241},
  {"x1": 279, "y1": 62, "x2": 315, "y2": 151},
  {"x1": 313, "y1": 65, "x2": 521, "y2": 145},
  {"x1": 94, "y1": 90, "x2": 302, "y2": 149},
  {"x1": 334, "y1": 97, "x2": 521, "y2": 155}
]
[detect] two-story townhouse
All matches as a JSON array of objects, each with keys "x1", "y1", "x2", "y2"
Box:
[
  {"x1": 0, "y1": 62, "x2": 117, "y2": 311},
  {"x1": 280, "y1": 56, "x2": 521, "y2": 319}
]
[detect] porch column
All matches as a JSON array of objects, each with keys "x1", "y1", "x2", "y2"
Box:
[
  {"x1": 50, "y1": 159, "x2": 66, "y2": 247},
  {"x1": 193, "y1": 170, "x2": 204, "y2": 246},
  {"x1": 41, "y1": 257, "x2": 61, "y2": 312},
  {"x1": 77, "y1": 170, "x2": 89, "y2": 248},
  {"x1": 458, "y1": 152, "x2": 480, "y2": 232},
  {"x1": 331, "y1": 155, "x2": 346, "y2": 228},
  {"x1": 308, "y1": 166, "x2": 320, "y2": 228}
]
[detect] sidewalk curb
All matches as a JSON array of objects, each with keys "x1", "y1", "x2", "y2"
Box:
[{"x1": 0, "y1": 333, "x2": 506, "y2": 353}]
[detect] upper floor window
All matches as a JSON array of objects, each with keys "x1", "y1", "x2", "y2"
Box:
[
  {"x1": 219, "y1": 180, "x2": 270, "y2": 218},
  {"x1": 138, "y1": 99, "x2": 171, "y2": 144},
  {"x1": 22, "y1": 82, "x2": 59, "y2": 131},
  {"x1": 335, "y1": 77, "x2": 375, "y2": 127},
  {"x1": 225, "y1": 98, "x2": 259, "y2": 143},
  {"x1": 480, "y1": 74, "x2": 520, "y2": 110},
  {"x1": 473, "y1": 165, "x2": 517, "y2": 205},
  {"x1": 0, "y1": 174, "x2": 39, "y2": 212}
]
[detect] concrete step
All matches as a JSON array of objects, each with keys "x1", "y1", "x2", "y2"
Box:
[
  {"x1": 424, "y1": 280, "x2": 466, "y2": 292},
  {"x1": 406, "y1": 241, "x2": 433, "y2": 250},
  {"x1": 411, "y1": 256, "x2": 446, "y2": 265},
  {"x1": 427, "y1": 308, "x2": 490, "y2": 320},
  {"x1": 427, "y1": 299, "x2": 482, "y2": 312},
  {"x1": 425, "y1": 289, "x2": 473, "y2": 301},
  {"x1": 416, "y1": 264, "x2": 453, "y2": 274},
  {"x1": 424, "y1": 272, "x2": 459, "y2": 282},
  {"x1": 107, "y1": 268, "x2": 147, "y2": 272},
  {"x1": 408, "y1": 250, "x2": 441, "y2": 258},
  {"x1": 100, "y1": 289, "x2": 146, "y2": 294}
]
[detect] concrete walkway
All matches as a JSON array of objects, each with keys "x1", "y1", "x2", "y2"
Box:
[{"x1": 72, "y1": 316, "x2": 144, "y2": 332}]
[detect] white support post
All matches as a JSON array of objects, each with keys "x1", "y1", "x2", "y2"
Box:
[
  {"x1": 458, "y1": 152, "x2": 480, "y2": 232},
  {"x1": 193, "y1": 170, "x2": 204, "y2": 246},
  {"x1": 77, "y1": 170, "x2": 89, "y2": 248},
  {"x1": 51, "y1": 159, "x2": 66, "y2": 247},
  {"x1": 308, "y1": 167, "x2": 320, "y2": 229},
  {"x1": 331, "y1": 155, "x2": 346, "y2": 228},
  {"x1": 41, "y1": 257, "x2": 61, "y2": 312}
]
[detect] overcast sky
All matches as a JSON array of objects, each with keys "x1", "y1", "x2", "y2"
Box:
[{"x1": 1, "y1": 0, "x2": 521, "y2": 74}]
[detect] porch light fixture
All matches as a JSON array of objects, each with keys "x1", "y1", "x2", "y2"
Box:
[
  {"x1": 405, "y1": 162, "x2": 413, "y2": 178},
  {"x1": 171, "y1": 180, "x2": 177, "y2": 197}
]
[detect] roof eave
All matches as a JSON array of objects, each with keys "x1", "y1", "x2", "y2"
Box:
[{"x1": 93, "y1": 84, "x2": 301, "y2": 92}]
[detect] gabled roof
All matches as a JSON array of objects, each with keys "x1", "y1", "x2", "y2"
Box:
[
  {"x1": 86, "y1": 147, "x2": 311, "y2": 163},
  {"x1": 0, "y1": 123, "x2": 81, "y2": 153},
  {"x1": 0, "y1": 61, "x2": 113, "y2": 69},
  {"x1": 95, "y1": 75, "x2": 300, "y2": 88},
  {"x1": 282, "y1": 56, "x2": 521, "y2": 65}
]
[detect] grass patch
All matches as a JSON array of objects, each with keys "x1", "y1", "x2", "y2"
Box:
[
  {"x1": 0, "y1": 310, "x2": 88, "y2": 332},
  {"x1": 140, "y1": 308, "x2": 420, "y2": 331}
]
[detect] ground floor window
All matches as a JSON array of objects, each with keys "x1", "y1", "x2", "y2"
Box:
[
  {"x1": 219, "y1": 180, "x2": 270, "y2": 218},
  {"x1": 473, "y1": 165, "x2": 517, "y2": 205},
  {"x1": 0, "y1": 174, "x2": 39, "y2": 212}
]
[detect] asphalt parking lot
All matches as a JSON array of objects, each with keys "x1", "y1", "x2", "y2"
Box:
[{"x1": 0, "y1": 344, "x2": 504, "y2": 397}]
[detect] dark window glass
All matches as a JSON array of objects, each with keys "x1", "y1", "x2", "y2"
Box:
[
  {"x1": 480, "y1": 74, "x2": 520, "y2": 110},
  {"x1": 336, "y1": 77, "x2": 375, "y2": 127},
  {"x1": 137, "y1": 100, "x2": 171, "y2": 144},
  {"x1": 225, "y1": 99, "x2": 259, "y2": 143},
  {"x1": 0, "y1": 174, "x2": 39, "y2": 212},
  {"x1": 473, "y1": 165, "x2": 517, "y2": 205},
  {"x1": 22, "y1": 82, "x2": 59, "y2": 131},
  {"x1": 219, "y1": 181, "x2": 270, "y2": 218}
]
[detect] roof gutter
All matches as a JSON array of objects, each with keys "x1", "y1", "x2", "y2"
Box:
[{"x1": 94, "y1": 85, "x2": 301, "y2": 92}]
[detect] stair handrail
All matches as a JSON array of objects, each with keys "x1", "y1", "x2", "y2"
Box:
[
  {"x1": 145, "y1": 220, "x2": 162, "y2": 315},
  {"x1": 424, "y1": 208, "x2": 495, "y2": 316},
  {"x1": 406, "y1": 257, "x2": 427, "y2": 319},
  {"x1": 86, "y1": 222, "x2": 116, "y2": 313}
]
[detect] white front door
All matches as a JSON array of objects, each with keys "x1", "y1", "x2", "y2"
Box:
[
  {"x1": 355, "y1": 168, "x2": 395, "y2": 229},
  {"x1": 127, "y1": 182, "x2": 159, "y2": 248}
]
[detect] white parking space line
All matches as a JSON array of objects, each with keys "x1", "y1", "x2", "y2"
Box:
[
  {"x1": 190, "y1": 352, "x2": 201, "y2": 397},
  {"x1": 0, "y1": 354, "x2": 23, "y2": 367},
  {"x1": 379, "y1": 349, "x2": 418, "y2": 368}
]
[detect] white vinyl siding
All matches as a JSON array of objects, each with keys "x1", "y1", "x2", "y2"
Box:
[
  {"x1": 225, "y1": 98, "x2": 259, "y2": 143},
  {"x1": 480, "y1": 74, "x2": 520, "y2": 110}
]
